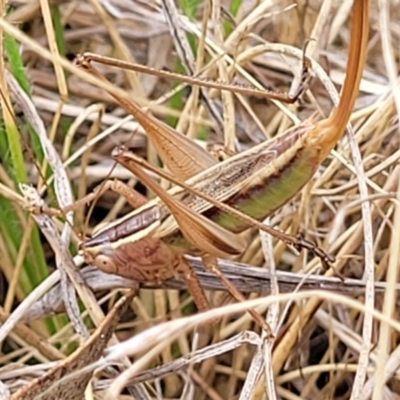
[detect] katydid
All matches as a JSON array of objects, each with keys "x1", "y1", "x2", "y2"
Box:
[{"x1": 75, "y1": 0, "x2": 368, "y2": 328}]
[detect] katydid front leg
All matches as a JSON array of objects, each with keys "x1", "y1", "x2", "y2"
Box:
[{"x1": 62, "y1": 179, "x2": 148, "y2": 215}]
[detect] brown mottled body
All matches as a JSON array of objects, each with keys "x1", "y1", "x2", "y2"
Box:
[{"x1": 79, "y1": 0, "x2": 369, "y2": 324}]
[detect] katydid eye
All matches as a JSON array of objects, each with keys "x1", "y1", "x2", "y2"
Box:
[{"x1": 95, "y1": 255, "x2": 117, "y2": 275}]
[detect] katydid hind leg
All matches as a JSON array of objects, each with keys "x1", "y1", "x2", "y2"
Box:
[
  {"x1": 80, "y1": 52, "x2": 312, "y2": 104},
  {"x1": 74, "y1": 56, "x2": 218, "y2": 180},
  {"x1": 115, "y1": 148, "x2": 336, "y2": 270}
]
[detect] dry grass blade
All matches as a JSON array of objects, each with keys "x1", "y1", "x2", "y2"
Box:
[
  {"x1": 9, "y1": 291, "x2": 135, "y2": 400},
  {"x1": 22, "y1": 256, "x2": 400, "y2": 323}
]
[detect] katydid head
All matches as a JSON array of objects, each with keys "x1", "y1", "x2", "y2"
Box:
[
  {"x1": 78, "y1": 204, "x2": 182, "y2": 283},
  {"x1": 79, "y1": 221, "x2": 118, "y2": 275},
  {"x1": 80, "y1": 234, "x2": 180, "y2": 283},
  {"x1": 80, "y1": 243, "x2": 119, "y2": 275}
]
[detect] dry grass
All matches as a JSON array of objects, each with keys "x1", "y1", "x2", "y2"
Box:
[{"x1": 0, "y1": 0, "x2": 399, "y2": 399}]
